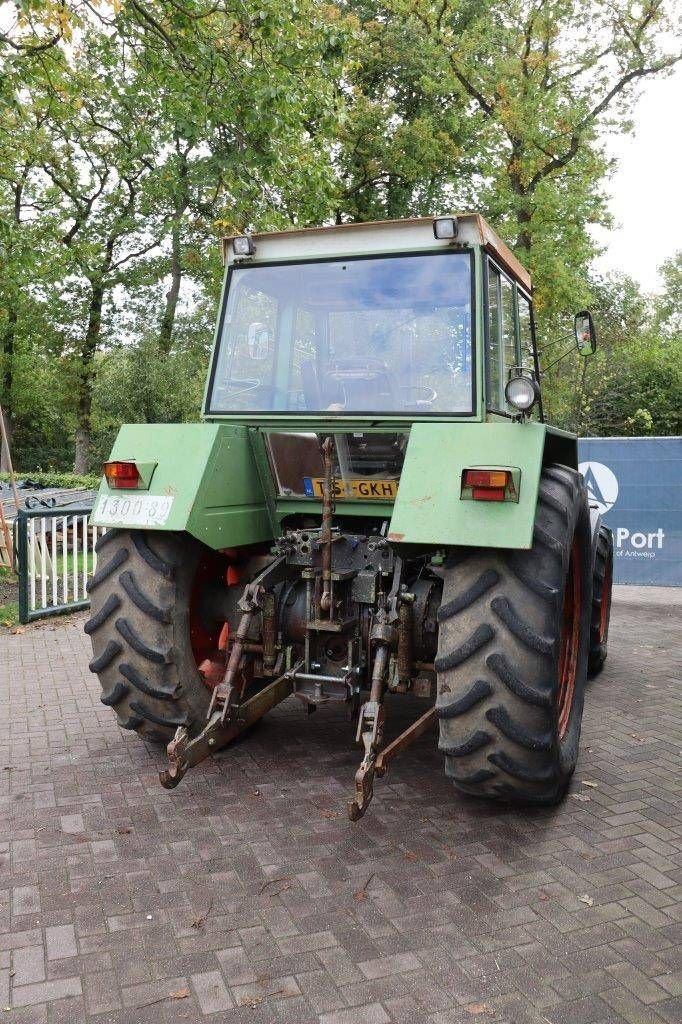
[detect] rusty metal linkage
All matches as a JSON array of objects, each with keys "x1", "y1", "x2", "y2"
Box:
[
  {"x1": 375, "y1": 707, "x2": 436, "y2": 776},
  {"x1": 348, "y1": 604, "x2": 395, "y2": 820},
  {"x1": 160, "y1": 667, "x2": 300, "y2": 790},
  {"x1": 319, "y1": 435, "x2": 335, "y2": 615},
  {"x1": 208, "y1": 555, "x2": 287, "y2": 724}
]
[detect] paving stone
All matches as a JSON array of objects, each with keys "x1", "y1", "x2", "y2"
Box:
[
  {"x1": 190, "y1": 969, "x2": 233, "y2": 1013},
  {"x1": 358, "y1": 953, "x2": 421, "y2": 980},
  {"x1": 82, "y1": 970, "x2": 122, "y2": 1015},
  {"x1": 12, "y1": 947, "x2": 46, "y2": 987},
  {"x1": 0, "y1": 589, "x2": 679, "y2": 1023},
  {"x1": 11, "y1": 977, "x2": 82, "y2": 1008},
  {"x1": 319, "y1": 1005, "x2": 390, "y2": 1024},
  {"x1": 45, "y1": 927, "x2": 77, "y2": 962}
]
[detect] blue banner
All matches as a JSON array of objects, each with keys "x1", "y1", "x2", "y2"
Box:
[{"x1": 578, "y1": 437, "x2": 682, "y2": 586}]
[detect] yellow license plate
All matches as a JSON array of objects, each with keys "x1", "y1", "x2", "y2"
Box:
[{"x1": 304, "y1": 477, "x2": 398, "y2": 500}]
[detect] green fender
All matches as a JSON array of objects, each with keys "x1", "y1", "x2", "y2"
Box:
[
  {"x1": 90, "y1": 423, "x2": 273, "y2": 548},
  {"x1": 387, "y1": 421, "x2": 577, "y2": 550}
]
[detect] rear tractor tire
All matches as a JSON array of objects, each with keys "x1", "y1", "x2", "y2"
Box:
[
  {"x1": 435, "y1": 464, "x2": 592, "y2": 804},
  {"x1": 85, "y1": 530, "x2": 212, "y2": 743},
  {"x1": 588, "y1": 524, "x2": 613, "y2": 676}
]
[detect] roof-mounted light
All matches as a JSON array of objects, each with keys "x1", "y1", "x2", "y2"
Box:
[
  {"x1": 433, "y1": 216, "x2": 458, "y2": 240},
  {"x1": 232, "y1": 234, "x2": 255, "y2": 257}
]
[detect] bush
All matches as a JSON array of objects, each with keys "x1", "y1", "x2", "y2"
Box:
[{"x1": 0, "y1": 471, "x2": 100, "y2": 489}]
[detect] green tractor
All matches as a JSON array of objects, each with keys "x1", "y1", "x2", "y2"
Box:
[{"x1": 87, "y1": 214, "x2": 613, "y2": 820}]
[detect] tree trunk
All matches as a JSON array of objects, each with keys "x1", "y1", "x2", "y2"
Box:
[
  {"x1": 158, "y1": 217, "x2": 182, "y2": 354},
  {"x1": 158, "y1": 147, "x2": 189, "y2": 353},
  {"x1": 0, "y1": 406, "x2": 13, "y2": 474},
  {"x1": 516, "y1": 205, "x2": 533, "y2": 255},
  {"x1": 73, "y1": 279, "x2": 105, "y2": 475},
  {"x1": 73, "y1": 428, "x2": 90, "y2": 476},
  {"x1": 0, "y1": 309, "x2": 16, "y2": 473}
]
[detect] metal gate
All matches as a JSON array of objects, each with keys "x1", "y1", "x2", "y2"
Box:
[{"x1": 16, "y1": 507, "x2": 103, "y2": 624}]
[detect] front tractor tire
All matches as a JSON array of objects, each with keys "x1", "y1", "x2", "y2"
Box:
[
  {"x1": 85, "y1": 530, "x2": 212, "y2": 742},
  {"x1": 435, "y1": 465, "x2": 592, "y2": 804}
]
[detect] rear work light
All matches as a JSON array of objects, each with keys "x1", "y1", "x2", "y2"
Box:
[
  {"x1": 103, "y1": 461, "x2": 141, "y2": 489},
  {"x1": 461, "y1": 468, "x2": 513, "y2": 502}
]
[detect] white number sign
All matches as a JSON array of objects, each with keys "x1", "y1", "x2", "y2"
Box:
[{"x1": 93, "y1": 494, "x2": 174, "y2": 527}]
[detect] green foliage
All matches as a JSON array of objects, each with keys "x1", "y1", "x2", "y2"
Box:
[
  {"x1": 1, "y1": 0, "x2": 680, "y2": 470},
  {"x1": 0, "y1": 471, "x2": 99, "y2": 489},
  {"x1": 543, "y1": 270, "x2": 682, "y2": 437}
]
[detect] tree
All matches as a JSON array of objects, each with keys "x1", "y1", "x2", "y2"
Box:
[
  {"x1": 567, "y1": 272, "x2": 682, "y2": 437},
  {"x1": 341, "y1": 0, "x2": 681, "y2": 313},
  {"x1": 654, "y1": 251, "x2": 682, "y2": 338}
]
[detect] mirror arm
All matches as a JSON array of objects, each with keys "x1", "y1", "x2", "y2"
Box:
[
  {"x1": 535, "y1": 332, "x2": 574, "y2": 357},
  {"x1": 540, "y1": 345, "x2": 579, "y2": 374}
]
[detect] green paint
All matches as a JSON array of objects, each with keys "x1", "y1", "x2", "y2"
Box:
[
  {"x1": 91, "y1": 423, "x2": 272, "y2": 548},
  {"x1": 388, "y1": 421, "x2": 546, "y2": 549}
]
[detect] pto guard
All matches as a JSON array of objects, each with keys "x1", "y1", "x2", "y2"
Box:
[
  {"x1": 90, "y1": 423, "x2": 273, "y2": 549},
  {"x1": 388, "y1": 421, "x2": 548, "y2": 550}
]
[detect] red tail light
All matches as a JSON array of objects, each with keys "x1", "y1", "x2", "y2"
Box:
[
  {"x1": 462, "y1": 469, "x2": 511, "y2": 502},
  {"x1": 103, "y1": 461, "x2": 140, "y2": 489}
]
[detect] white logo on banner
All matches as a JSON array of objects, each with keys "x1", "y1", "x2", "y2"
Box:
[{"x1": 578, "y1": 461, "x2": 619, "y2": 514}]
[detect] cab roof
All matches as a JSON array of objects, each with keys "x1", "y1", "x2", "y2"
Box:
[{"x1": 222, "y1": 213, "x2": 531, "y2": 294}]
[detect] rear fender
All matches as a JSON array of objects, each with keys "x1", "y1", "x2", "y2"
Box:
[
  {"x1": 90, "y1": 423, "x2": 273, "y2": 549},
  {"x1": 388, "y1": 420, "x2": 577, "y2": 550}
]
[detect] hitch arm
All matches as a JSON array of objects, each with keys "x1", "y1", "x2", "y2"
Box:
[{"x1": 160, "y1": 669, "x2": 297, "y2": 789}]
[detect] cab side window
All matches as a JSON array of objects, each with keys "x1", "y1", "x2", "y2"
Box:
[
  {"x1": 487, "y1": 260, "x2": 528, "y2": 413},
  {"x1": 518, "y1": 292, "x2": 534, "y2": 370},
  {"x1": 487, "y1": 264, "x2": 502, "y2": 408}
]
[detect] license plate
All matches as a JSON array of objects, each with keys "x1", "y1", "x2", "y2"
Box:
[
  {"x1": 93, "y1": 494, "x2": 174, "y2": 527},
  {"x1": 303, "y1": 477, "x2": 398, "y2": 500}
]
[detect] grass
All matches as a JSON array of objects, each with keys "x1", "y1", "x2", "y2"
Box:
[
  {"x1": 0, "y1": 565, "x2": 19, "y2": 627},
  {"x1": 54, "y1": 550, "x2": 95, "y2": 577},
  {"x1": 0, "y1": 600, "x2": 19, "y2": 628}
]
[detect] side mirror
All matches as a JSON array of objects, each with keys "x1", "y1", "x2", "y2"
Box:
[
  {"x1": 574, "y1": 310, "x2": 597, "y2": 356},
  {"x1": 247, "y1": 322, "x2": 270, "y2": 360}
]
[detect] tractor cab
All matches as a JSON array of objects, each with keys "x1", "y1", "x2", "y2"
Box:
[
  {"x1": 205, "y1": 215, "x2": 542, "y2": 516},
  {"x1": 208, "y1": 213, "x2": 537, "y2": 423}
]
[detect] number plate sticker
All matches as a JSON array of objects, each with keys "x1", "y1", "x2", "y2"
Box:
[
  {"x1": 303, "y1": 477, "x2": 398, "y2": 500},
  {"x1": 93, "y1": 494, "x2": 174, "y2": 527}
]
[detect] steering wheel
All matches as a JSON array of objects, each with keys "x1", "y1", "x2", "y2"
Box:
[
  {"x1": 323, "y1": 356, "x2": 399, "y2": 410},
  {"x1": 400, "y1": 384, "x2": 438, "y2": 409}
]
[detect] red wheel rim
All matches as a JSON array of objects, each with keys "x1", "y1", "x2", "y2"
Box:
[
  {"x1": 189, "y1": 549, "x2": 236, "y2": 690},
  {"x1": 598, "y1": 555, "x2": 612, "y2": 645},
  {"x1": 557, "y1": 538, "x2": 582, "y2": 739}
]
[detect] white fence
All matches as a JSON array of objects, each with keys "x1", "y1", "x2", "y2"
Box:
[{"x1": 17, "y1": 508, "x2": 103, "y2": 622}]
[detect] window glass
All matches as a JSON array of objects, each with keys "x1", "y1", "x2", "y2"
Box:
[
  {"x1": 266, "y1": 431, "x2": 408, "y2": 499},
  {"x1": 209, "y1": 284, "x2": 279, "y2": 411},
  {"x1": 208, "y1": 252, "x2": 473, "y2": 414},
  {"x1": 501, "y1": 275, "x2": 518, "y2": 413},
  {"x1": 487, "y1": 264, "x2": 501, "y2": 408},
  {"x1": 518, "y1": 293, "x2": 534, "y2": 369},
  {"x1": 501, "y1": 275, "x2": 517, "y2": 381}
]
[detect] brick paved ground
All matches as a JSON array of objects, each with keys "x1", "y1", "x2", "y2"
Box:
[{"x1": 0, "y1": 587, "x2": 680, "y2": 1024}]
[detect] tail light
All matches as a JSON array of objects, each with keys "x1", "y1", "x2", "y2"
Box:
[
  {"x1": 462, "y1": 469, "x2": 512, "y2": 502},
  {"x1": 103, "y1": 461, "x2": 141, "y2": 489}
]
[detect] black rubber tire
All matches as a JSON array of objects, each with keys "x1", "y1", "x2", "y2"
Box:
[
  {"x1": 435, "y1": 464, "x2": 592, "y2": 804},
  {"x1": 588, "y1": 525, "x2": 613, "y2": 676},
  {"x1": 85, "y1": 530, "x2": 211, "y2": 743}
]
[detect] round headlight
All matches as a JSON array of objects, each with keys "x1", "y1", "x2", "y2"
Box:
[{"x1": 505, "y1": 374, "x2": 538, "y2": 412}]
